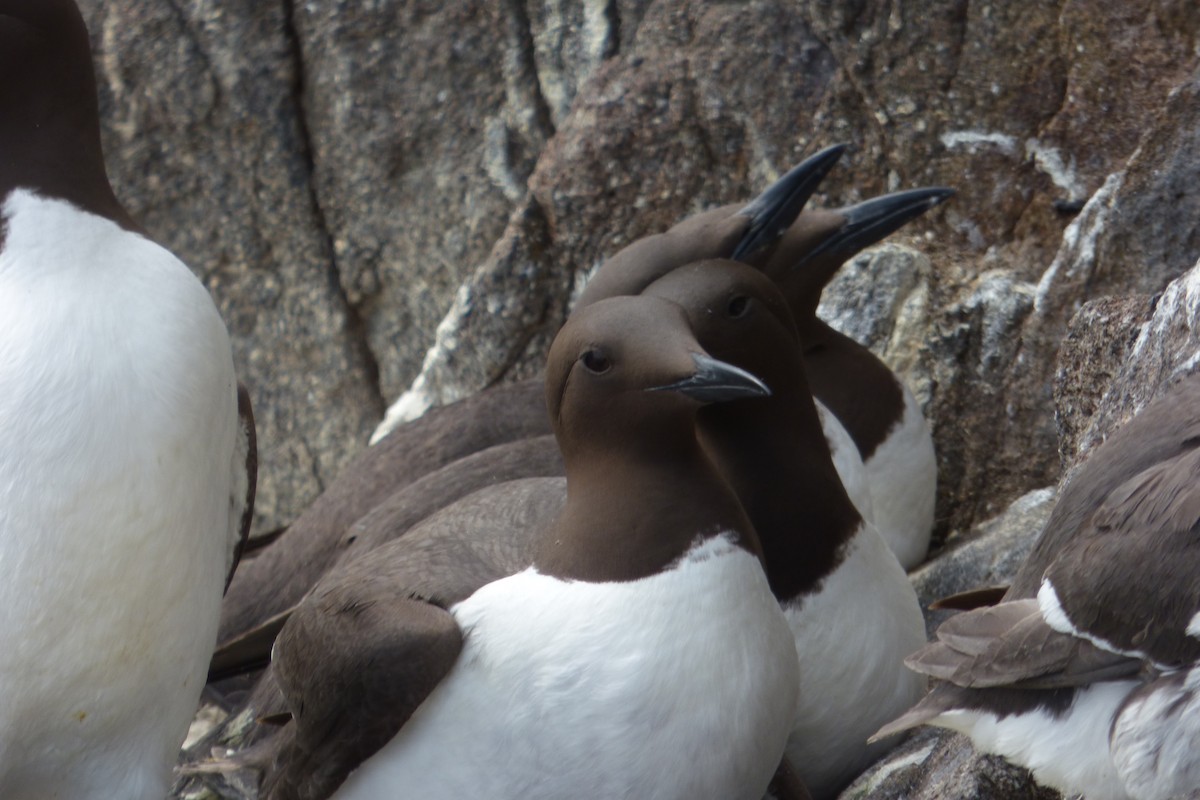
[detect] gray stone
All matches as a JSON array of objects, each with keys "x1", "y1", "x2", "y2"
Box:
[
  {"x1": 841, "y1": 729, "x2": 1060, "y2": 800},
  {"x1": 1075, "y1": 255, "x2": 1200, "y2": 458},
  {"x1": 527, "y1": 0, "x2": 619, "y2": 127},
  {"x1": 1054, "y1": 293, "x2": 1157, "y2": 469},
  {"x1": 79, "y1": 0, "x2": 383, "y2": 535},
  {"x1": 1088, "y1": 71, "x2": 1200, "y2": 298},
  {"x1": 291, "y1": 0, "x2": 548, "y2": 402},
  {"x1": 925, "y1": 269, "x2": 1040, "y2": 528},
  {"x1": 818, "y1": 243, "x2": 935, "y2": 407},
  {"x1": 910, "y1": 487, "x2": 1055, "y2": 639}
]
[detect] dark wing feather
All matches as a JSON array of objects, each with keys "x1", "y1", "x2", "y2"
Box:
[
  {"x1": 208, "y1": 606, "x2": 292, "y2": 684},
  {"x1": 1009, "y1": 375, "x2": 1200, "y2": 598},
  {"x1": 262, "y1": 585, "x2": 463, "y2": 800},
  {"x1": 1044, "y1": 445, "x2": 1200, "y2": 668},
  {"x1": 258, "y1": 478, "x2": 566, "y2": 800},
  {"x1": 217, "y1": 423, "x2": 557, "y2": 651},
  {"x1": 929, "y1": 585, "x2": 1009, "y2": 611},
  {"x1": 905, "y1": 598, "x2": 1139, "y2": 689},
  {"x1": 882, "y1": 384, "x2": 1200, "y2": 745}
]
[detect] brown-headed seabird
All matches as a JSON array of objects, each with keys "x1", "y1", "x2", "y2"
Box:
[
  {"x1": 259, "y1": 294, "x2": 798, "y2": 800},
  {"x1": 875, "y1": 375, "x2": 1200, "y2": 800}
]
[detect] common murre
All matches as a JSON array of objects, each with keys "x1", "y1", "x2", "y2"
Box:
[
  {"x1": 233, "y1": 260, "x2": 925, "y2": 800},
  {"x1": 758, "y1": 188, "x2": 954, "y2": 568},
  {"x1": 214, "y1": 152, "x2": 950, "y2": 662},
  {"x1": 642, "y1": 261, "x2": 927, "y2": 798},
  {"x1": 874, "y1": 375, "x2": 1200, "y2": 800},
  {"x1": 0, "y1": 1, "x2": 255, "y2": 797},
  {"x1": 258, "y1": 295, "x2": 798, "y2": 800}
]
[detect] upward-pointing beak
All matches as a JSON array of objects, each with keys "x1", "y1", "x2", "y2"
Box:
[
  {"x1": 795, "y1": 186, "x2": 955, "y2": 267},
  {"x1": 731, "y1": 143, "x2": 847, "y2": 261}
]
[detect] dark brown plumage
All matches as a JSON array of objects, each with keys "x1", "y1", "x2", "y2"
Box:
[
  {"x1": 215, "y1": 164, "x2": 951, "y2": 664},
  {"x1": 217, "y1": 378, "x2": 549, "y2": 647},
  {"x1": 259, "y1": 295, "x2": 775, "y2": 800}
]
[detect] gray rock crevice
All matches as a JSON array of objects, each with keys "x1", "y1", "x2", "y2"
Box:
[
  {"x1": 503, "y1": 0, "x2": 557, "y2": 143},
  {"x1": 81, "y1": 0, "x2": 388, "y2": 535},
  {"x1": 483, "y1": 0, "x2": 559, "y2": 203},
  {"x1": 157, "y1": 0, "x2": 223, "y2": 116},
  {"x1": 601, "y1": 0, "x2": 623, "y2": 57},
  {"x1": 278, "y1": 0, "x2": 385, "y2": 420}
]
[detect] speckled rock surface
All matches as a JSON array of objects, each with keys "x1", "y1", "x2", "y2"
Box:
[
  {"x1": 910, "y1": 486, "x2": 1055, "y2": 637},
  {"x1": 1053, "y1": 292, "x2": 1157, "y2": 468},
  {"x1": 1072, "y1": 255, "x2": 1200, "y2": 458},
  {"x1": 818, "y1": 243, "x2": 936, "y2": 406},
  {"x1": 841, "y1": 729, "x2": 1060, "y2": 800},
  {"x1": 79, "y1": 0, "x2": 1200, "y2": 543},
  {"x1": 78, "y1": 0, "x2": 384, "y2": 536}
]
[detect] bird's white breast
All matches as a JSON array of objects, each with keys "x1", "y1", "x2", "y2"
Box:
[
  {"x1": 0, "y1": 190, "x2": 237, "y2": 798},
  {"x1": 860, "y1": 386, "x2": 936, "y2": 569},
  {"x1": 332, "y1": 533, "x2": 800, "y2": 800},
  {"x1": 1110, "y1": 668, "x2": 1200, "y2": 800},
  {"x1": 816, "y1": 399, "x2": 876, "y2": 524},
  {"x1": 782, "y1": 520, "x2": 927, "y2": 798}
]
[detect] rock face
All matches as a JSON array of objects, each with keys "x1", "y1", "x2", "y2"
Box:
[
  {"x1": 69, "y1": 0, "x2": 1200, "y2": 796},
  {"x1": 79, "y1": 0, "x2": 1200, "y2": 542},
  {"x1": 78, "y1": 1, "x2": 385, "y2": 536}
]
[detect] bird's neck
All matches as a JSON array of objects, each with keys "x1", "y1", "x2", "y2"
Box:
[
  {"x1": 0, "y1": 65, "x2": 134, "y2": 232},
  {"x1": 699, "y1": 377, "x2": 861, "y2": 600},
  {"x1": 537, "y1": 428, "x2": 758, "y2": 583}
]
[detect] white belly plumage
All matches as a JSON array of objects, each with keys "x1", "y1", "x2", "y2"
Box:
[
  {"x1": 332, "y1": 534, "x2": 800, "y2": 800},
  {"x1": 929, "y1": 680, "x2": 1139, "y2": 800},
  {"x1": 859, "y1": 387, "x2": 935, "y2": 570},
  {"x1": 0, "y1": 190, "x2": 238, "y2": 799},
  {"x1": 1109, "y1": 668, "x2": 1200, "y2": 800},
  {"x1": 816, "y1": 400, "x2": 876, "y2": 525},
  {"x1": 782, "y1": 522, "x2": 927, "y2": 799}
]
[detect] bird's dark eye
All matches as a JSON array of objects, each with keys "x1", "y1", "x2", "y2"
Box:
[
  {"x1": 581, "y1": 349, "x2": 612, "y2": 374},
  {"x1": 727, "y1": 295, "x2": 751, "y2": 318}
]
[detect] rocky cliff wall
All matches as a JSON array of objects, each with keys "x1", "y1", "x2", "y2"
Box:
[{"x1": 77, "y1": 0, "x2": 1200, "y2": 545}]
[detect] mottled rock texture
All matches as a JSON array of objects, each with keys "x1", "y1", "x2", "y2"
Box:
[
  {"x1": 842, "y1": 728, "x2": 1060, "y2": 800},
  {"x1": 80, "y1": 0, "x2": 1200, "y2": 542},
  {"x1": 69, "y1": 0, "x2": 1200, "y2": 796}
]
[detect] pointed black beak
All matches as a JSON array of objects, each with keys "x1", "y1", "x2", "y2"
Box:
[
  {"x1": 649, "y1": 353, "x2": 771, "y2": 404},
  {"x1": 730, "y1": 143, "x2": 847, "y2": 261},
  {"x1": 796, "y1": 186, "x2": 955, "y2": 267}
]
